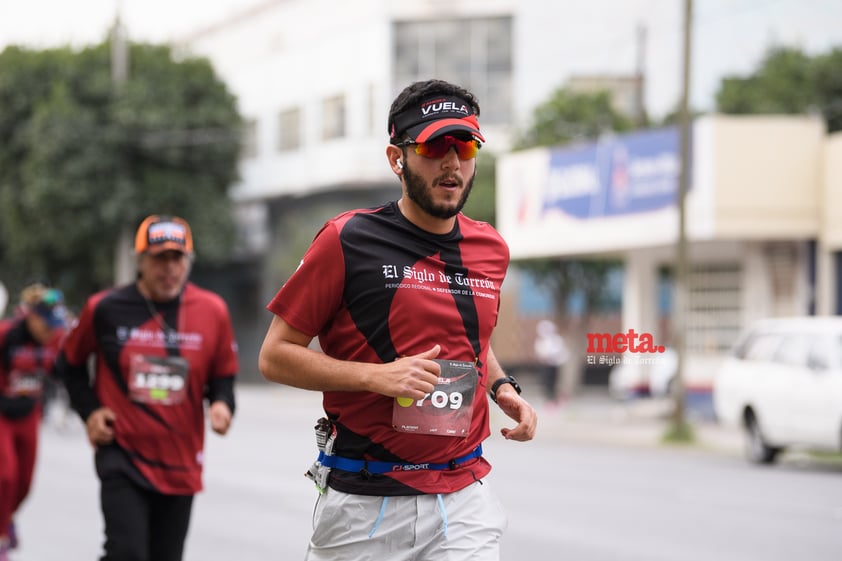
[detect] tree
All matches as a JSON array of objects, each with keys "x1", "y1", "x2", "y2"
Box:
[
  {"x1": 0, "y1": 40, "x2": 242, "y2": 305},
  {"x1": 812, "y1": 49, "x2": 842, "y2": 133},
  {"x1": 716, "y1": 46, "x2": 842, "y2": 133},
  {"x1": 511, "y1": 87, "x2": 632, "y2": 397},
  {"x1": 514, "y1": 89, "x2": 634, "y2": 149}
]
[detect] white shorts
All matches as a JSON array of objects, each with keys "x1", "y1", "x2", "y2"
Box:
[{"x1": 304, "y1": 480, "x2": 508, "y2": 561}]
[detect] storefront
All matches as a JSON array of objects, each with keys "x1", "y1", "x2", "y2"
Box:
[{"x1": 495, "y1": 115, "x2": 838, "y2": 390}]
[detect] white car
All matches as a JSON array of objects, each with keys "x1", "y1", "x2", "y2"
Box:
[
  {"x1": 713, "y1": 316, "x2": 842, "y2": 464},
  {"x1": 608, "y1": 348, "x2": 678, "y2": 399}
]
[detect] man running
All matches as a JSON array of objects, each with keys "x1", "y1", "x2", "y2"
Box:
[
  {"x1": 259, "y1": 79, "x2": 537, "y2": 561},
  {"x1": 57, "y1": 214, "x2": 238, "y2": 561}
]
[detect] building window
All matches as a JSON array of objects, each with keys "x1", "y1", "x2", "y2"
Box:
[
  {"x1": 685, "y1": 263, "x2": 743, "y2": 354},
  {"x1": 240, "y1": 118, "x2": 258, "y2": 159},
  {"x1": 393, "y1": 16, "x2": 512, "y2": 125},
  {"x1": 277, "y1": 107, "x2": 301, "y2": 152},
  {"x1": 367, "y1": 83, "x2": 377, "y2": 136},
  {"x1": 322, "y1": 94, "x2": 346, "y2": 140}
]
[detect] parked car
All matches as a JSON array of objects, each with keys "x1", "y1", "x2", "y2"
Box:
[
  {"x1": 713, "y1": 316, "x2": 842, "y2": 464},
  {"x1": 608, "y1": 348, "x2": 678, "y2": 399}
]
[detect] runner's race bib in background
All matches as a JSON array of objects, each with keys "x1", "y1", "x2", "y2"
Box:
[
  {"x1": 128, "y1": 354, "x2": 189, "y2": 406},
  {"x1": 6, "y1": 369, "x2": 45, "y2": 397},
  {"x1": 392, "y1": 359, "x2": 477, "y2": 436}
]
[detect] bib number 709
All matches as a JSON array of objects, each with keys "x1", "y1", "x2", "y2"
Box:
[{"x1": 417, "y1": 390, "x2": 463, "y2": 410}]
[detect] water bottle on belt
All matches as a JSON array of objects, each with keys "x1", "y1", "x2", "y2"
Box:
[{"x1": 305, "y1": 417, "x2": 336, "y2": 493}]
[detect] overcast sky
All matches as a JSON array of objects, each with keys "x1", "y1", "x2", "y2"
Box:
[{"x1": 1, "y1": 0, "x2": 840, "y2": 118}]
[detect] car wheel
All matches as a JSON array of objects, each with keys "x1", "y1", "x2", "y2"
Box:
[{"x1": 743, "y1": 413, "x2": 781, "y2": 465}]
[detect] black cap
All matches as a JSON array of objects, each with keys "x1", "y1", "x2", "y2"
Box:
[{"x1": 390, "y1": 95, "x2": 485, "y2": 144}]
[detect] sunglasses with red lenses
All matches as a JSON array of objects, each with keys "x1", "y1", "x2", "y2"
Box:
[{"x1": 396, "y1": 135, "x2": 481, "y2": 160}]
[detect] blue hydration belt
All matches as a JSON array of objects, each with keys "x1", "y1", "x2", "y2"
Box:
[{"x1": 317, "y1": 445, "x2": 483, "y2": 475}]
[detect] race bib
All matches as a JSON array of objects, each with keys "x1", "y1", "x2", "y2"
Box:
[
  {"x1": 392, "y1": 359, "x2": 477, "y2": 437},
  {"x1": 6, "y1": 369, "x2": 45, "y2": 397},
  {"x1": 128, "y1": 354, "x2": 189, "y2": 406}
]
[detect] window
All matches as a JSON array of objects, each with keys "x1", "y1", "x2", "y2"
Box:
[
  {"x1": 367, "y1": 83, "x2": 377, "y2": 136},
  {"x1": 393, "y1": 16, "x2": 513, "y2": 125},
  {"x1": 807, "y1": 337, "x2": 831, "y2": 371},
  {"x1": 773, "y1": 334, "x2": 810, "y2": 367},
  {"x1": 685, "y1": 264, "x2": 742, "y2": 354},
  {"x1": 322, "y1": 95, "x2": 346, "y2": 141},
  {"x1": 741, "y1": 333, "x2": 783, "y2": 363},
  {"x1": 240, "y1": 119, "x2": 258, "y2": 160},
  {"x1": 277, "y1": 107, "x2": 301, "y2": 152}
]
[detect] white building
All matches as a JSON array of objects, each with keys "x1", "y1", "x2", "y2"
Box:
[
  {"x1": 178, "y1": 0, "x2": 841, "y2": 382},
  {"x1": 178, "y1": 1, "x2": 569, "y2": 377},
  {"x1": 181, "y1": 1, "x2": 524, "y2": 201}
]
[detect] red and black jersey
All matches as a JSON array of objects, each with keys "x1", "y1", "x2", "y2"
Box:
[
  {"x1": 0, "y1": 317, "x2": 64, "y2": 418},
  {"x1": 60, "y1": 282, "x2": 238, "y2": 495},
  {"x1": 267, "y1": 201, "x2": 509, "y2": 495}
]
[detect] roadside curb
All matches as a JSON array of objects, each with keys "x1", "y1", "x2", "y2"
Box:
[{"x1": 498, "y1": 393, "x2": 744, "y2": 456}]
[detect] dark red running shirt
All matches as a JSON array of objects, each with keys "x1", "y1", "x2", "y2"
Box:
[
  {"x1": 267, "y1": 201, "x2": 509, "y2": 495},
  {"x1": 61, "y1": 282, "x2": 238, "y2": 494},
  {"x1": 0, "y1": 317, "x2": 64, "y2": 417}
]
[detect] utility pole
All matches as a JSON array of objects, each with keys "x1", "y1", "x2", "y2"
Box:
[
  {"x1": 634, "y1": 23, "x2": 647, "y2": 127},
  {"x1": 668, "y1": 0, "x2": 693, "y2": 440},
  {"x1": 111, "y1": 4, "x2": 134, "y2": 285},
  {"x1": 111, "y1": 10, "x2": 128, "y2": 85}
]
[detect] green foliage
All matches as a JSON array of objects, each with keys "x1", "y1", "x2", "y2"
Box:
[
  {"x1": 716, "y1": 46, "x2": 842, "y2": 133},
  {"x1": 518, "y1": 257, "x2": 621, "y2": 317},
  {"x1": 514, "y1": 88, "x2": 635, "y2": 150},
  {"x1": 811, "y1": 48, "x2": 842, "y2": 133},
  {"x1": 0, "y1": 41, "x2": 242, "y2": 303},
  {"x1": 510, "y1": 86, "x2": 632, "y2": 315},
  {"x1": 662, "y1": 419, "x2": 696, "y2": 445},
  {"x1": 657, "y1": 107, "x2": 705, "y2": 127}
]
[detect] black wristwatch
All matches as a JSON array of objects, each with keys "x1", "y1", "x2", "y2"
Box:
[{"x1": 490, "y1": 375, "x2": 522, "y2": 403}]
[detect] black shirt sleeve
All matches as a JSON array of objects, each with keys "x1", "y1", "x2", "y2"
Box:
[
  {"x1": 206, "y1": 375, "x2": 235, "y2": 415},
  {"x1": 56, "y1": 351, "x2": 101, "y2": 421}
]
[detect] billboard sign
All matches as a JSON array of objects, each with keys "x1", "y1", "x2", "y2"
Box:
[{"x1": 543, "y1": 127, "x2": 685, "y2": 220}]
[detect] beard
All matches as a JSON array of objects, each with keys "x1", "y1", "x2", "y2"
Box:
[{"x1": 403, "y1": 160, "x2": 476, "y2": 219}]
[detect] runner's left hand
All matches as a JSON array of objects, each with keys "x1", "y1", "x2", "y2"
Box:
[
  {"x1": 209, "y1": 401, "x2": 233, "y2": 435},
  {"x1": 495, "y1": 389, "x2": 537, "y2": 442}
]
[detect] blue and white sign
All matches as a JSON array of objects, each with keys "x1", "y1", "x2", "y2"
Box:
[{"x1": 543, "y1": 127, "x2": 687, "y2": 219}]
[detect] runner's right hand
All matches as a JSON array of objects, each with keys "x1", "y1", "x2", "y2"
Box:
[
  {"x1": 86, "y1": 407, "x2": 116, "y2": 446},
  {"x1": 372, "y1": 345, "x2": 441, "y2": 400}
]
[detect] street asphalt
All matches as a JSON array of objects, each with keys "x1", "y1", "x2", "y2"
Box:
[{"x1": 13, "y1": 382, "x2": 750, "y2": 561}]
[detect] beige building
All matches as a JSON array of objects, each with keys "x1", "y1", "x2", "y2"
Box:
[{"x1": 496, "y1": 115, "x2": 841, "y2": 388}]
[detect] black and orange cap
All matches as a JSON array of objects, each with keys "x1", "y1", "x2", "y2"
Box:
[
  {"x1": 134, "y1": 215, "x2": 193, "y2": 255},
  {"x1": 389, "y1": 94, "x2": 485, "y2": 145}
]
